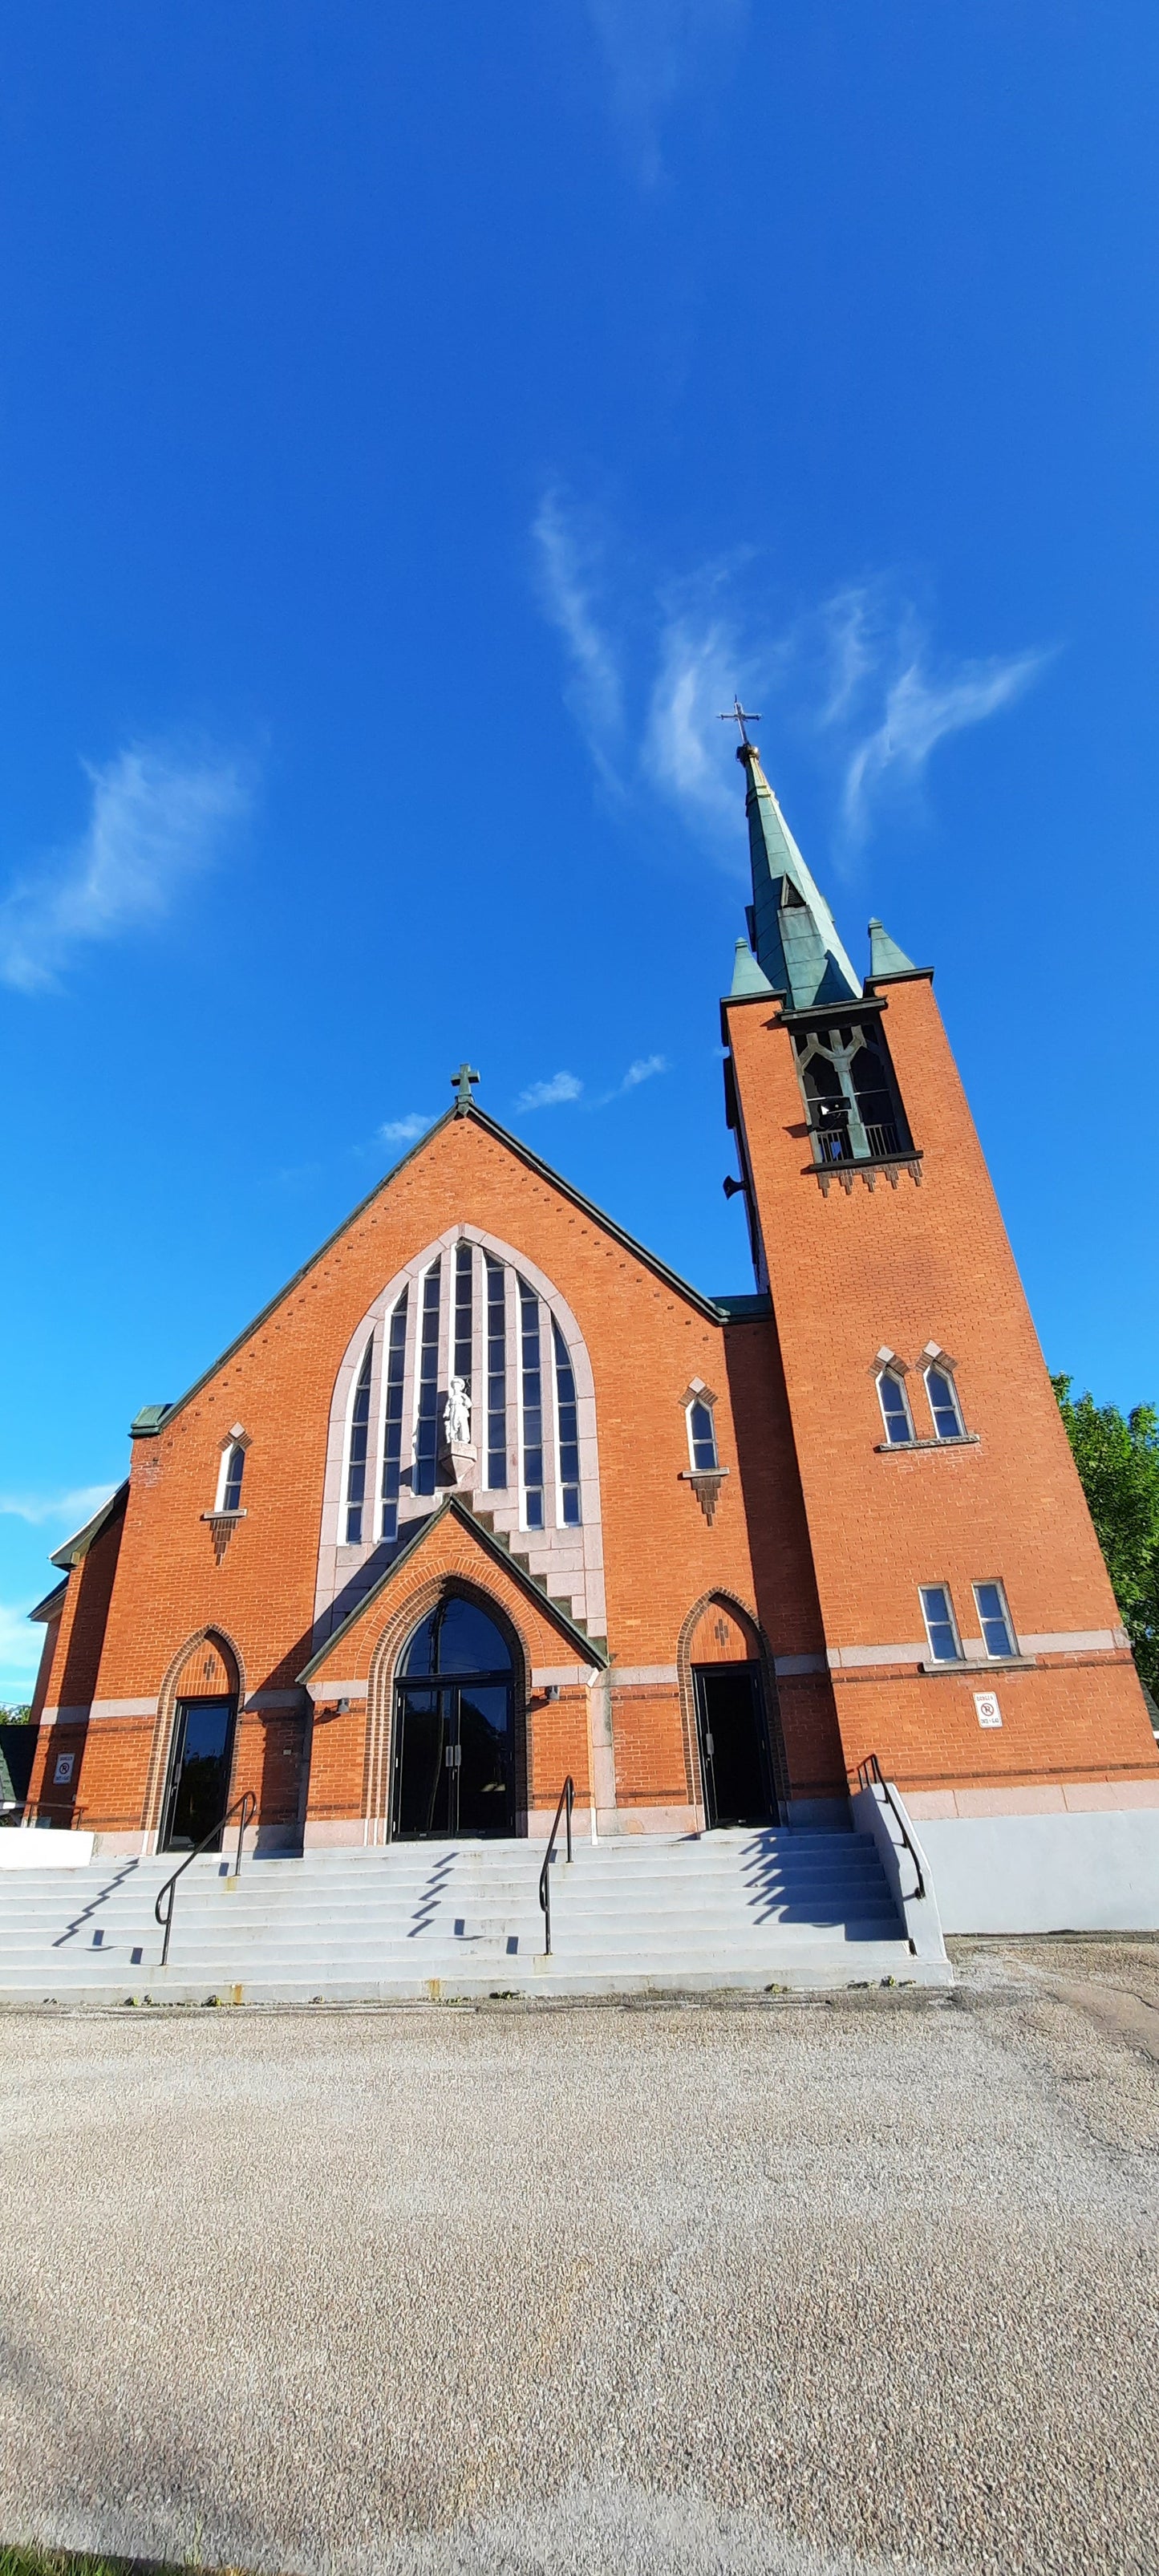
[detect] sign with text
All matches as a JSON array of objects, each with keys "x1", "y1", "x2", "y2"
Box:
[{"x1": 974, "y1": 1692, "x2": 1002, "y2": 1729}]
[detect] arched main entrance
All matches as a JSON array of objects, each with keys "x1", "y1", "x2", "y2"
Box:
[
  {"x1": 684, "y1": 1600, "x2": 780, "y2": 1830},
  {"x1": 391, "y1": 1596, "x2": 518, "y2": 1840}
]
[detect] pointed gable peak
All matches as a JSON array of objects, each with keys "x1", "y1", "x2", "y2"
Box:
[{"x1": 736, "y1": 740, "x2": 860, "y2": 1012}]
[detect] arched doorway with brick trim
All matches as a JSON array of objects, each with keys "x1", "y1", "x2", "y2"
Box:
[
  {"x1": 677, "y1": 1594, "x2": 788, "y2": 1831},
  {"x1": 144, "y1": 1628, "x2": 245, "y2": 1856},
  {"x1": 361, "y1": 1579, "x2": 532, "y2": 1846}
]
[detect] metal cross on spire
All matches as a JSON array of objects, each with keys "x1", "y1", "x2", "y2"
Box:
[
  {"x1": 718, "y1": 696, "x2": 762, "y2": 744},
  {"x1": 451, "y1": 1061, "x2": 480, "y2": 1114}
]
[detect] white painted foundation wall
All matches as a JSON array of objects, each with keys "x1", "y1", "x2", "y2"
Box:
[{"x1": 914, "y1": 1807, "x2": 1159, "y2": 1934}]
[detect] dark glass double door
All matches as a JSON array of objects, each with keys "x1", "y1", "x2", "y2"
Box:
[
  {"x1": 392, "y1": 1679, "x2": 516, "y2": 1838},
  {"x1": 693, "y1": 1664, "x2": 776, "y2": 1828},
  {"x1": 161, "y1": 1697, "x2": 237, "y2": 1852}
]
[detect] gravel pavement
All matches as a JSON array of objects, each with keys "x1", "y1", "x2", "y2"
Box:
[{"x1": 0, "y1": 1939, "x2": 1156, "y2": 2576}]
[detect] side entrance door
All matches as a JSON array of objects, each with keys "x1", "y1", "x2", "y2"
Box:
[
  {"x1": 692, "y1": 1662, "x2": 776, "y2": 1828},
  {"x1": 160, "y1": 1696, "x2": 237, "y2": 1852}
]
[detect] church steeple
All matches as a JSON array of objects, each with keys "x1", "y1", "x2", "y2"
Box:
[{"x1": 736, "y1": 740, "x2": 861, "y2": 1010}]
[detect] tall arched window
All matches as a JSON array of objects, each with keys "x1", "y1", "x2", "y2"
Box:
[
  {"x1": 344, "y1": 1341, "x2": 374, "y2": 1544},
  {"x1": 925, "y1": 1360, "x2": 965, "y2": 1441},
  {"x1": 216, "y1": 1441, "x2": 247, "y2": 1512},
  {"x1": 877, "y1": 1365, "x2": 914, "y2": 1446}
]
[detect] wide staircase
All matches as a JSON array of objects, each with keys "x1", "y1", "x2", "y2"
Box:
[{"x1": 0, "y1": 1824, "x2": 950, "y2": 2003}]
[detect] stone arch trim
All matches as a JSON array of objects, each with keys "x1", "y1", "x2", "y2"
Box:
[
  {"x1": 675, "y1": 1589, "x2": 789, "y2": 1820},
  {"x1": 142, "y1": 1624, "x2": 247, "y2": 1846},
  {"x1": 361, "y1": 1574, "x2": 533, "y2": 1846}
]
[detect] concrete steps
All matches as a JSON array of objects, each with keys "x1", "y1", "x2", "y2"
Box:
[{"x1": 0, "y1": 1828, "x2": 951, "y2": 2001}]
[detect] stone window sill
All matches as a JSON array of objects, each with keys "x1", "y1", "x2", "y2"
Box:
[
  {"x1": 918, "y1": 1655, "x2": 1035, "y2": 1677},
  {"x1": 201, "y1": 1509, "x2": 248, "y2": 1525},
  {"x1": 874, "y1": 1434, "x2": 980, "y2": 1454}
]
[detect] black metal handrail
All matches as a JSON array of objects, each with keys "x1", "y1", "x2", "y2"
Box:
[
  {"x1": 856, "y1": 1754, "x2": 925, "y2": 1902},
  {"x1": 537, "y1": 1775, "x2": 574, "y2": 1957},
  {"x1": 155, "y1": 1790, "x2": 256, "y2": 1968}
]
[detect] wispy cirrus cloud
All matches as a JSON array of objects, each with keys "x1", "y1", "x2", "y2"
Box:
[
  {"x1": 379, "y1": 1114, "x2": 436, "y2": 1146},
  {"x1": 533, "y1": 492, "x2": 624, "y2": 787},
  {"x1": 0, "y1": 1483, "x2": 115, "y2": 1529},
  {"x1": 0, "y1": 741, "x2": 253, "y2": 995},
  {"x1": 533, "y1": 490, "x2": 1050, "y2": 866},
  {"x1": 0, "y1": 1604, "x2": 43, "y2": 1681},
  {"x1": 839, "y1": 645, "x2": 1048, "y2": 844},
  {"x1": 586, "y1": 0, "x2": 748, "y2": 188},
  {"x1": 515, "y1": 1071, "x2": 585, "y2": 1112}
]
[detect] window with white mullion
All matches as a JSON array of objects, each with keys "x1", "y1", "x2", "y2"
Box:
[
  {"x1": 344, "y1": 1339, "x2": 375, "y2": 1544},
  {"x1": 482, "y1": 1249, "x2": 507, "y2": 1489},
  {"x1": 379, "y1": 1288, "x2": 409, "y2": 1541},
  {"x1": 412, "y1": 1257, "x2": 444, "y2": 1498},
  {"x1": 553, "y1": 1320, "x2": 582, "y2": 1527},
  {"x1": 518, "y1": 1278, "x2": 546, "y2": 1530}
]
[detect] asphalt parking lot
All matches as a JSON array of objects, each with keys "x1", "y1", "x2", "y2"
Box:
[{"x1": 0, "y1": 1939, "x2": 1156, "y2": 2576}]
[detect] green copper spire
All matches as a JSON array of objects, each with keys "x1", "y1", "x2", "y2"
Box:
[
  {"x1": 868, "y1": 919, "x2": 919, "y2": 979},
  {"x1": 737, "y1": 740, "x2": 861, "y2": 1009}
]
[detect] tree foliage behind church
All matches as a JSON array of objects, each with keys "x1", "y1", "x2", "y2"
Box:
[{"x1": 1053, "y1": 1377, "x2": 1159, "y2": 1697}]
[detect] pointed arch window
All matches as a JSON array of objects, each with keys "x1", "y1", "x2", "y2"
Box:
[
  {"x1": 344, "y1": 1340, "x2": 374, "y2": 1544},
  {"x1": 687, "y1": 1396, "x2": 719, "y2": 1472},
  {"x1": 876, "y1": 1362, "x2": 914, "y2": 1446},
  {"x1": 218, "y1": 1442, "x2": 246, "y2": 1513},
  {"x1": 329, "y1": 1240, "x2": 593, "y2": 1552},
  {"x1": 924, "y1": 1353, "x2": 966, "y2": 1442}
]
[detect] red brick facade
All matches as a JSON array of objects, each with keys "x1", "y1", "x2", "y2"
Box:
[{"x1": 28, "y1": 823, "x2": 1158, "y2": 1852}]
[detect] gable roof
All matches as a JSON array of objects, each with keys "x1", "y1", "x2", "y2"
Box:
[
  {"x1": 49, "y1": 1482, "x2": 129, "y2": 1571},
  {"x1": 128, "y1": 1100, "x2": 742, "y2": 1439},
  {"x1": 297, "y1": 1493, "x2": 609, "y2": 1684}
]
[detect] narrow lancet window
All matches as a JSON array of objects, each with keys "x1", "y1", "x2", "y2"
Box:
[
  {"x1": 344, "y1": 1341, "x2": 374, "y2": 1543},
  {"x1": 485, "y1": 1255, "x2": 507, "y2": 1489},
  {"x1": 877, "y1": 1369, "x2": 914, "y2": 1446},
  {"x1": 221, "y1": 1442, "x2": 245, "y2": 1513},
  {"x1": 520, "y1": 1280, "x2": 544, "y2": 1529},
  {"x1": 553, "y1": 1320, "x2": 581, "y2": 1527},
  {"x1": 688, "y1": 1399, "x2": 719, "y2": 1471},
  {"x1": 413, "y1": 1261, "x2": 442, "y2": 1497},
  {"x1": 926, "y1": 1365, "x2": 965, "y2": 1441},
  {"x1": 453, "y1": 1241, "x2": 472, "y2": 1399},
  {"x1": 379, "y1": 1290, "x2": 408, "y2": 1540}
]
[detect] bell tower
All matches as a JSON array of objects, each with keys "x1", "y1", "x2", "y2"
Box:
[{"x1": 720, "y1": 736, "x2": 1157, "y2": 1811}]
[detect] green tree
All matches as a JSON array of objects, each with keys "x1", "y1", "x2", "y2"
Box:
[
  {"x1": 0, "y1": 1704, "x2": 32, "y2": 1725},
  {"x1": 1052, "y1": 1376, "x2": 1159, "y2": 1698}
]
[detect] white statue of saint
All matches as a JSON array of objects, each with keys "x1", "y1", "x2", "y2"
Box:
[{"x1": 444, "y1": 1376, "x2": 472, "y2": 1450}]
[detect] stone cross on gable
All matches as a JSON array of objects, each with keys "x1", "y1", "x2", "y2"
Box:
[{"x1": 452, "y1": 1062, "x2": 480, "y2": 1114}]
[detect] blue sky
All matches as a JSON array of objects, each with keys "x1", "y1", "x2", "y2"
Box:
[{"x1": 2, "y1": 2, "x2": 1156, "y2": 1693}]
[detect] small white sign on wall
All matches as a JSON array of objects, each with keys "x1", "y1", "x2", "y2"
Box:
[
  {"x1": 54, "y1": 1752, "x2": 75, "y2": 1784},
  {"x1": 974, "y1": 1692, "x2": 1002, "y2": 1729}
]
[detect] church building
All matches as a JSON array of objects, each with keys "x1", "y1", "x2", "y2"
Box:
[{"x1": 26, "y1": 736, "x2": 1159, "y2": 1929}]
